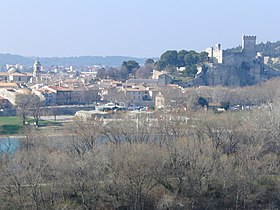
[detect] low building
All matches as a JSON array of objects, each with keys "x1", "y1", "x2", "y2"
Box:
[
  {"x1": 34, "y1": 85, "x2": 100, "y2": 106},
  {"x1": 127, "y1": 71, "x2": 172, "y2": 87},
  {"x1": 123, "y1": 86, "x2": 151, "y2": 102},
  {"x1": 75, "y1": 110, "x2": 113, "y2": 120}
]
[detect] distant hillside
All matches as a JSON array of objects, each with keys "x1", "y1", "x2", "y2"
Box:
[
  {"x1": 0, "y1": 54, "x2": 149, "y2": 67},
  {"x1": 0, "y1": 54, "x2": 34, "y2": 66}
]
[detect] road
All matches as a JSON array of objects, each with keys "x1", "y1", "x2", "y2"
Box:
[{"x1": 40, "y1": 115, "x2": 74, "y2": 122}]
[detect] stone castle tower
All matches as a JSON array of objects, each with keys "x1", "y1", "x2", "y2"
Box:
[
  {"x1": 242, "y1": 35, "x2": 256, "y2": 59},
  {"x1": 206, "y1": 44, "x2": 223, "y2": 64},
  {"x1": 33, "y1": 60, "x2": 41, "y2": 83}
]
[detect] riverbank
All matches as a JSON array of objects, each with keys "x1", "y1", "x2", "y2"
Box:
[{"x1": 0, "y1": 115, "x2": 74, "y2": 136}]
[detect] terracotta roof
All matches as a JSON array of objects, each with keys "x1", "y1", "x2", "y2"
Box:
[
  {"x1": 0, "y1": 82, "x2": 19, "y2": 87},
  {"x1": 10, "y1": 73, "x2": 32, "y2": 76},
  {"x1": 0, "y1": 72, "x2": 9, "y2": 76},
  {"x1": 0, "y1": 96, "x2": 7, "y2": 100},
  {"x1": 111, "y1": 81, "x2": 122, "y2": 84},
  {"x1": 48, "y1": 86, "x2": 73, "y2": 91},
  {"x1": 126, "y1": 79, "x2": 158, "y2": 84},
  {"x1": 124, "y1": 88, "x2": 148, "y2": 92}
]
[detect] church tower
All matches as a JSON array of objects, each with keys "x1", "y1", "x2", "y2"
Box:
[{"x1": 33, "y1": 60, "x2": 41, "y2": 83}]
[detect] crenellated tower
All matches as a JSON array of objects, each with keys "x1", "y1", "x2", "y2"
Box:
[{"x1": 242, "y1": 35, "x2": 257, "y2": 59}]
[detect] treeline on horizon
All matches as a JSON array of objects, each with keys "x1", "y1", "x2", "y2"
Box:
[
  {"x1": 0, "y1": 54, "x2": 148, "y2": 67},
  {"x1": 2, "y1": 78, "x2": 280, "y2": 209},
  {"x1": 1, "y1": 39, "x2": 280, "y2": 68}
]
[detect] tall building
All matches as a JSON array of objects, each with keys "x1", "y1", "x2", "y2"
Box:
[{"x1": 33, "y1": 60, "x2": 41, "y2": 83}]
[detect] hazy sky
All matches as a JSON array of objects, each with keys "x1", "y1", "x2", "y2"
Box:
[{"x1": 1, "y1": 0, "x2": 279, "y2": 57}]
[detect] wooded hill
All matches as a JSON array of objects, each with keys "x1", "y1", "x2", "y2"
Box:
[{"x1": 225, "y1": 40, "x2": 280, "y2": 58}]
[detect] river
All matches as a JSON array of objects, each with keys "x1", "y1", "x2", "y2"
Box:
[{"x1": 0, "y1": 137, "x2": 20, "y2": 154}]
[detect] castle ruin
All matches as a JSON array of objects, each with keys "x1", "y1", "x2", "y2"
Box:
[{"x1": 194, "y1": 35, "x2": 274, "y2": 87}]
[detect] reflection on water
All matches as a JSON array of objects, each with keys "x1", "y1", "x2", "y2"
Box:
[{"x1": 0, "y1": 138, "x2": 19, "y2": 154}]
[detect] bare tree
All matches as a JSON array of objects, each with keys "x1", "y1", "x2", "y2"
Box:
[{"x1": 15, "y1": 93, "x2": 42, "y2": 126}]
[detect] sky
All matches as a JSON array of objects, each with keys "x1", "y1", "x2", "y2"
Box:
[{"x1": 0, "y1": 0, "x2": 280, "y2": 58}]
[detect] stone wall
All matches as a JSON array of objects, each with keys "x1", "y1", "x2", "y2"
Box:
[{"x1": 198, "y1": 59, "x2": 263, "y2": 87}]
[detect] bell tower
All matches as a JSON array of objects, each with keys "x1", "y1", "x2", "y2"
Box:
[{"x1": 33, "y1": 60, "x2": 41, "y2": 83}]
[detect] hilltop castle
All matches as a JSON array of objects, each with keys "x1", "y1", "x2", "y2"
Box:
[{"x1": 195, "y1": 35, "x2": 278, "y2": 87}]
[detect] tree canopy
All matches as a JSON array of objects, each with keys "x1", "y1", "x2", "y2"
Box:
[
  {"x1": 122, "y1": 60, "x2": 140, "y2": 74},
  {"x1": 145, "y1": 58, "x2": 155, "y2": 65},
  {"x1": 156, "y1": 49, "x2": 208, "y2": 71}
]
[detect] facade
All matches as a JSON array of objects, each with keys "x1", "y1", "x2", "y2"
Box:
[
  {"x1": 126, "y1": 74, "x2": 172, "y2": 87},
  {"x1": 0, "y1": 88, "x2": 32, "y2": 106},
  {"x1": 155, "y1": 93, "x2": 165, "y2": 109},
  {"x1": 123, "y1": 87, "x2": 151, "y2": 102},
  {"x1": 35, "y1": 85, "x2": 99, "y2": 106}
]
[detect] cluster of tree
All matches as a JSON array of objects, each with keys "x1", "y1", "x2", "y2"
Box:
[
  {"x1": 195, "y1": 78, "x2": 280, "y2": 108},
  {"x1": 96, "y1": 60, "x2": 141, "y2": 81},
  {"x1": 2, "y1": 104, "x2": 280, "y2": 209},
  {"x1": 96, "y1": 67, "x2": 129, "y2": 81},
  {"x1": 155, "y1": 50, "x2": 208, "y2": 77},
  {"x1": 134, "y1": 58, "x2": 155, "y2": 79},
  {"x1": 156, "y1": 78, "x2": 280, "y2": 111},
  {"x1": 96, "y1": 59, "x2": 155, "y2": 81},
  {"x1": 256, "y1": 41, "x2": 280, "y2": 57}
]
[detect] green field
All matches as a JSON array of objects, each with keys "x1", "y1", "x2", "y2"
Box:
[
  {"x1": 0, "y1": 116, "x2": 61, "y2": 135},
  {"x1": 0, "y1": 116, "x2": 22, "y2": 135}
]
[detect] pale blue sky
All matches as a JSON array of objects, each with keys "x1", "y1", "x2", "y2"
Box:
[{"x1": 1, "y1": 0, "x2": 279, "y2": 57}]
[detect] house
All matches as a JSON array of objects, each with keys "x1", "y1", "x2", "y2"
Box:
[
  {"x1": 34, "y1": 85, "x2": 100, "y2": 106},
  {"x1": 127, "y1": 71, "x2": 172, "y2": 87},
  {"x1": 0, "y1": 88, "x2": 33, "y2": 106},
  {"x1": 122, "y1": 85, "x2": 154, "y2": 106},
  {"x1": 123, "y1": 87, "x2": 151, "y2": 102}
]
